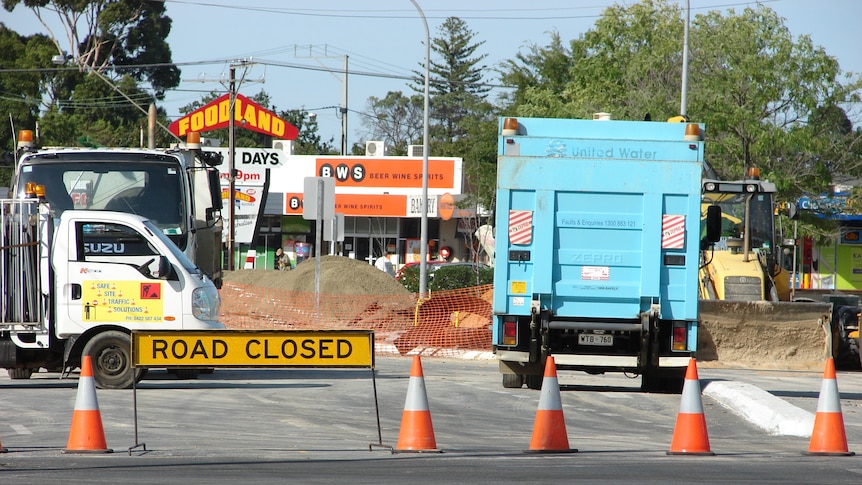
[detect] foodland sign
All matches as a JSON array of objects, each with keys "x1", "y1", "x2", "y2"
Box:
[{"x1": 168, "y1": 93, "x2": 298, "y2": 139}]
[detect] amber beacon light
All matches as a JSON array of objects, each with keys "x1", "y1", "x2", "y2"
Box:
[{"x1": 502, "y1": 118, "x2": 519, "y2": 136}]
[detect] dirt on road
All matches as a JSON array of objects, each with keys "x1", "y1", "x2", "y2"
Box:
[{"x1": 223, "y1": 257, "x2": 837, "y2": 371}]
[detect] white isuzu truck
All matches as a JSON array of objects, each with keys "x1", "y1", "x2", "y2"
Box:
[{"x1": 0, "y1": 188, "x2": 224, "y2": 389}]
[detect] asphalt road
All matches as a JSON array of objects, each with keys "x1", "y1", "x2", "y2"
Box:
[{"x1": 1, "y1": 356, "x2": 861, "y2": 483}]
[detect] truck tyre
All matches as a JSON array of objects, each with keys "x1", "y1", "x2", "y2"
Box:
[
  {"x1": 834, "y1": 306, "x2": 861, "y2": 370},
  {"x1": 82, "y1": 330, "x2": 145, "y2": 389},
  {"x1": 525, "y1": 374, "x2": 543, "y2": 390},
  {"x1": 7, "y1": 368, "x2": 34, "y2": 380},
  {"x1": 502, "y1": 373, "x2": 523, "y2": 388}
]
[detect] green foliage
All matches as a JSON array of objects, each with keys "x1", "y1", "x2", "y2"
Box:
[
  {"x1": 363, "y1": 91, "x2": 424, "y2": 153},
  {"x1": 428, "y1": 265, "x2": 493, "y2": 292},
  {"x1": 3, "y1": 1, "x2": 182, "y2": 149},
  {"x1": 279, "y1": 109, "x2": 336, "y2": 155},
  {"x1": 398, "y1": 265, "x2": 493, "y2": 293},
  {"x1": 176, "y1": 90, "x2": 334, "y2": 153},
  {"x1": 498, "y1": 0, "x2": 862, "y2": 241}
]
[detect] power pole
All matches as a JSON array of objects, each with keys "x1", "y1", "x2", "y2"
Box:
[
  {"x1": 295, "y1": 46, "x2": 349, "y2": 154},
  {"x1": 341, "y1": 55, "x2": 349, "y2": 156},
  {"x1": 227, "y1": 65, "x2": 236, "y2": 270}
]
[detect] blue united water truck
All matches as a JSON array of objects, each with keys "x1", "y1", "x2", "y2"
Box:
[{"x1": 493, "y1": 115, "x2": 717, "y2": 392}]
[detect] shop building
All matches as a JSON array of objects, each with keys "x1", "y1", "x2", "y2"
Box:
[{"x1": 217, "y1": 148, "x2": 490, "y2": 270}]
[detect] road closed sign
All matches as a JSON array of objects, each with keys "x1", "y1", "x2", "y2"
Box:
[{"x1": 132, "y1": 330, "x2": 374, "y2": 368}]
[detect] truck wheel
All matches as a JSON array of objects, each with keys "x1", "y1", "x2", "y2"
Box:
[
  {"x1": 525, "y1": 374, "x2": 543, "y2": 390},
  {"x1": 82, "y1": 330, "x2": 145, "y2": 389},
  {"x1": 502, "y1": 373, "x2": 523, "y2": 388},
  {"x1": 7, "y1": 368, "x2": 33, "y2": 380}
]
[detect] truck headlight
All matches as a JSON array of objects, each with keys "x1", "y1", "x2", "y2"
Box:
[{"x1": 192, "y1": 286, "x2": 220, "y2": 320}]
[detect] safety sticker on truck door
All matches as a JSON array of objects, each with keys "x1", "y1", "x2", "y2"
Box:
[
  {"x1": 661, "y1": 215, "x2": 685, "y2": 249},
  {"x1": 509, "y1": 210, "x2": 533, "y2": 245},
  {"x1": 82, "y1": 281, "x2": 164, "y2": 322}
]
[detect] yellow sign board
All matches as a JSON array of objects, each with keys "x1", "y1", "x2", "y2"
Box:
[{"x1": 132, "y1": 330, "x2": 374, "y2": 368}]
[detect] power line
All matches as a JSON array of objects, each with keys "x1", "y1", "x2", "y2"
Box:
[{"x1": 157, "y1": 0, "x2": 780, "y2": 20}]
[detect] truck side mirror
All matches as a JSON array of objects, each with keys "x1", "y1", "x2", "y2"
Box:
[
  {"x1": 156, "y1": 256, "x2": 175, "y2": 280},
  {"x1": 787, "y1": 202, "x2": 799, "y2": 220},
  {"x1": 208, "y1": 169, "x2": 223, "y2": 211},
  {"x1": 705, "y1": 205, "x2": 722, "y2": 244}
]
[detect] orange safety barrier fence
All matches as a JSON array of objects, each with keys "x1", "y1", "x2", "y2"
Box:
[{"x1": 220, "y1": 283, "x2": 494, "y2": 357}]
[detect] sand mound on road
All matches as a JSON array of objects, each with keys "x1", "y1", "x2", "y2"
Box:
[{"x1": 223, "y1": 255, "x2": 409, "y2": 296}]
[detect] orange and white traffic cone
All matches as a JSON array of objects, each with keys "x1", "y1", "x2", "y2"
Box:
[
  {"x1": 525, "y1": 356, "x2": 577, "y2": 453},
  {"x1": 805, "y1": 358, "x2": 854, "y2": 456},
  {"x1": 667, "y1": 358, "x2": 714, "y2": 455},
  {"x1": 395, "y1": 355, "x2": 438, "y2": 452},
  {"x1": 64, "y1": 356, "x2": 112, "y2": 453}
]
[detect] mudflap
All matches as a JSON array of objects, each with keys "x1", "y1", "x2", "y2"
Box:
[{"x1": 499, "y1": 360, "x2": 544, "y2": 389}]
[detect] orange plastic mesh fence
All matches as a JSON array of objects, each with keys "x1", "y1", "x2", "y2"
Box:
[{"x1": 220, "y1": 283, "x2": 494, "y2": 358}]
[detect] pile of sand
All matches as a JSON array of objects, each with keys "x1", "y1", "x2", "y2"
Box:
[{"x1": 222, "y1": 255, "x2": 410, "y2": 296}]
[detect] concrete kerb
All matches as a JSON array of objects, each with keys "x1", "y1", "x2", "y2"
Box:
[{"x1": 703, "y1": 380, "x2": 814, "y2": 437}]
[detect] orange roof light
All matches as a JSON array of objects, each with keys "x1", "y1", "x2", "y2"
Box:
[
  {"x1": 17, "y1": 130, "x2": 34, "y2": 149},
  {"x1": 186, "y1": 131, "x2": 201, "y2": 149},
  {"x1": 684, "y1": 123, "x2": 701, "y2": 141},
  {"x1": 747, "y1": 167, "x2": 761, "y2": 180},
  {"x1": 502, "y1": 118, "x2": 518, "y2": 136}
]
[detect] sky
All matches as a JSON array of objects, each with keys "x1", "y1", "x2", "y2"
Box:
[{"x1": 5, "y1": 0, "x2": 862, "y2": 147}]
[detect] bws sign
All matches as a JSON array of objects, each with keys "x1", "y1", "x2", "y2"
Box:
[
  {"x1": 169, "y1": 93, "x2": 299, "y2": 139},
  {"x1": 132, "y1": 330, "x2": 374, "y2": 368}
]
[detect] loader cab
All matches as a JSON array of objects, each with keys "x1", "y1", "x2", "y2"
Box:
[{"x1": 700, "y1": 175, "x2": 788, "y2": 301}]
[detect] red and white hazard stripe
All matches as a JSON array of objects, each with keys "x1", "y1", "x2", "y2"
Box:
[
  {"x1": 662, "y1": 215, "x2": 685, "y2": 249},
  {"x1": 509, "y1": 210, "x2": 533, "y2": 245}
]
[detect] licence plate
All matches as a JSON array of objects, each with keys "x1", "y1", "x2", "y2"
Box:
[{"x1": 578, "y1": 334, "x2": 613, "y2": 346}]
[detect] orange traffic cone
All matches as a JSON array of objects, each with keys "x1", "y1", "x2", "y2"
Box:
[
  {"x1": 64, "y1": 356, "x2": 112, "y2": 453},
  {"x1": 805, "y1": 358, "x2": 854, "y2": 456},
  {"x1": 395, "y1": 355, "x2": 439, "y2": 452},
  {"x1": 667, "y1": 358, "x2": 714, "y2": 455},
  {"x1": 525, "y1": 356, "x2": 577, "y2": 453}
]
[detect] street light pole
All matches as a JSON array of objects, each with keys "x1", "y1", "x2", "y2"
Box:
[{"x1": 410, "y1": 0, "x2": 431, "y2": 297}]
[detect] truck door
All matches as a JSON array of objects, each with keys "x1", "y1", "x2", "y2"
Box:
[{"x1": 55, "y1": 219, "x2": 185, "y2": 336}]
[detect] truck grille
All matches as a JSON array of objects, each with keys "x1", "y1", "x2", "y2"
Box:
[{"x1": 723, "y1": 276, "x2": 762, "y2": 301}]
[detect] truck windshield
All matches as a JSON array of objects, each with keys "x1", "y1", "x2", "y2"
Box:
[
  {"x1": 17, "y1": 161, "x2": 186, "y2": 239},
  {"x1": 703, "y1": 192, "x2": 775, "y2": 252},
  {"x1": 143, "y1": 220, "x2": 199, "y2": 275}
]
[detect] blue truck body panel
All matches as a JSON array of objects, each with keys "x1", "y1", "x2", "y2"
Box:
[{"x1": 492, "y1": 117, "x2": 704, "y2": 390}]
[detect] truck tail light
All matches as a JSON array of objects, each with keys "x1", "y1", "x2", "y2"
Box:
[
  {"x1": 672, "y1": 322, "x2": 687, "y2": 351},
  {"x1": 503, "y1": 319, "x2": 517, "y2": 346}
]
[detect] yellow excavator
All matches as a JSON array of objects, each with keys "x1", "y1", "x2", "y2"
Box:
[
  {"x1": 698, "y1": 168, "x2": 860, "y2": 369},
  {"x1": 699, "y1": 169, "x2": 790, "y2": 302}
]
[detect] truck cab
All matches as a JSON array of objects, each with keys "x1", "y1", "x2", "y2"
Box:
[
  {"x1": 0, "y1": 196, "x2": 224, "y2": 388},
  {"x1": 699, "y1": 172, "x2": 790, "y2": 301},
  {"x1": 12, "y1": 131, "x2": 224, "y2": 288}
]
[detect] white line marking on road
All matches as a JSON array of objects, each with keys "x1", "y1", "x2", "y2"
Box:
[{"x1": 10, "y1": 424, "x2": 32, "y2": 435}]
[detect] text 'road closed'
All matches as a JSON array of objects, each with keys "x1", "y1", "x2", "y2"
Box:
[{"x1": 132, "y1": 330, "x2": 374, "y2": 368}]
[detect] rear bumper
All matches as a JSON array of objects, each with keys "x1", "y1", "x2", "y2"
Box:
[{"x1": 496, "y1": 350, "x2": 689, "y2": 368}]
